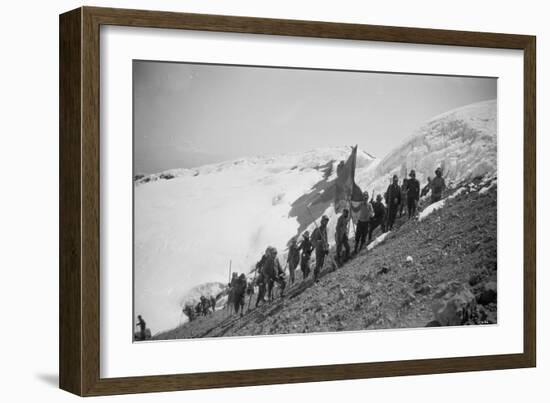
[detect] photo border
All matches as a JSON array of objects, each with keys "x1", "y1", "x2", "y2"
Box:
[{"x1": 59, "y1": 6, "x2": 536, "y2": 396}]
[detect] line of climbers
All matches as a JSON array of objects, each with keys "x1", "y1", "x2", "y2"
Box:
[
  {"x1": 182, "y1": 294, "x2": 218, "y2": 322},
  {"x1": 174, "y1": 166, "x2": 447, "y2": 323},
  {"x1": 334, "y1": 167, "x2": 446, "y2": 266}
]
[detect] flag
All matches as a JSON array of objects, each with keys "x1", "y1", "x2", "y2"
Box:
[
  {"x1": 334, "y1": 145, "x2": 364, "y2": 223},
  {"x1": 349, "y1": 182, "x2": 365, "y2": 224},
  {"x1": 289, "y1": 145, "x2": 364, "y2": 233}
]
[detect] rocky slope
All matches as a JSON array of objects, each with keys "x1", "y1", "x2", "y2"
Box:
[
  {"x1": 137, "y1": 99, "x2": 497, "y2": 335},
  {"x1": 154, "y1": 177, "x2": 497, "y2": 340}
]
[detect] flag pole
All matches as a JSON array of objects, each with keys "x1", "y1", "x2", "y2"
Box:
[
  {"x1": 226, "y1": 260, "x2": 233, "y2": 317},
  {"x1": 349, "y1": 145, "x2": 358, "y2": 240}
]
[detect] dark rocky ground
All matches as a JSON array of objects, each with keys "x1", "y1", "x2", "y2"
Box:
[{"x1": 154, "y1": 178, "x2": 497, "y2": 340}]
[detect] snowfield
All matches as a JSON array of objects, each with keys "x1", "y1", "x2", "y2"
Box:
[
  {"x1": 135, "y1": 99, "x2": 497, "y2": 334},
  {"x1": 135, "y1": 147, "x2": 374, "y2": 333},
  {"x1": 418, "y1": 199, "x2": 447, "y2": 221},
  {"x1": 367, "y1": 232, "x2": 390, "y2": 250}
]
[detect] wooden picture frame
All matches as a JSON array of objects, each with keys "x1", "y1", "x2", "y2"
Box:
[{"x1": 59, "y1": 6, "x2": 536, "y2": 396}]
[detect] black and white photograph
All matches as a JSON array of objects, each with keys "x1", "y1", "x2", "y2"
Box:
[
  {"x1": 132, "y1": 60, "x2": 498, "y2": 342},
  {"x1": 2, "y1": 0, "x2": 545, "y2": 400}
]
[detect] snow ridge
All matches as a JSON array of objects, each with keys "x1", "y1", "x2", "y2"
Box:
[{"x1": 355, "y1": 99, "x2": 497, "y2": 200}]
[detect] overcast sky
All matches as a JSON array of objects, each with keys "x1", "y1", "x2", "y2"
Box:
[{"x1": 133, "y1": 61, "x2": 496, "y2": 174}]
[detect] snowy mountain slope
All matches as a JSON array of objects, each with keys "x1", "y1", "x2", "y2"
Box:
[
  {"x1": 354, "y1": 99, "x2": 497, "y2": 199},
  {"x1": 135, "y1": 99, "x2": 497, "y2": 334},
  {"x1": 292, "y1": 100, "x2": 497, "y2": 265},
  {"x1": 179, "y1": 282, "x2": 225, "y2": 306},
  {"x1": 154, "y1": 182, "x2": 498, "y2": 340},
  {"x1": 134, "y1": 147, "x2": 375, "y2": 333}
]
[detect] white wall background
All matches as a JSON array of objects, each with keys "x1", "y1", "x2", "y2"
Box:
[{"x1": 0, "y1": 0, "x2": 546, "y2": 401}]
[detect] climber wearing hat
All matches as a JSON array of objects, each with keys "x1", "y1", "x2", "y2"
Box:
[
  {"x1": 431, "y1": 167, "x2": 446, "y2": 204},
  {"x1": 287, "y1": 236, "x2": 300, "y2": 285},
  {"x1": 263, "y1": 247, "x2": 284, "y2": 300},
  {"x1": 407, "y1": 169, "x2": 420, "y2": 219},
  {"x1": 298, "y1": 231, "x2": 313, "y2": 280},
  {"x1": 368, "y1": 194, "x2": 386, "y2": 242},
  {"x1": 385, "y1": 175, "x2": 401, "y2": 230},
  {"x1": 311, "y1": 215, "x2": 330, "y2": 282},
  {"x1": 354, "y1": 191, "x2": 375, "y2": 253},
  {"x1": 254, "y1": 247, "x2": 271, "y2": 307},
  {"x1": 335, "y1": 208, "x2": 351, "y2": 265},
  {"x1": 135, "y1": 315, "x2": 146, "y2": 341}
]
